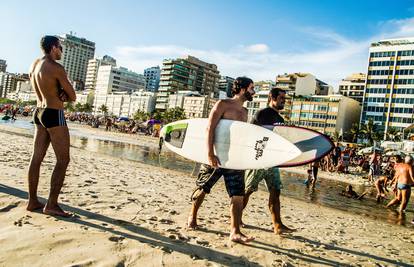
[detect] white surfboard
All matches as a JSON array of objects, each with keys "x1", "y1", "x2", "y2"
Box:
[
  {"x1": 265, "y1": 124, "x2": 334, "y2": 167},
  {"x1": 161, "y1": 119, "x2": 301, "y2": 170}
]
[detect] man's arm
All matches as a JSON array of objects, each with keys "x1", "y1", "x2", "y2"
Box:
[
  {"x1": 56, "y1": 65, "x2": 76, "y2": 102},
  {"x1": 29, "y1": 60, "x2": 42, "y2": 102},
  {"x1": 206, "y1": 100, "x2": 225, "y2": 168},
  {"x1": 408, "y1": 165, "x2": 414, "y2": 184}
]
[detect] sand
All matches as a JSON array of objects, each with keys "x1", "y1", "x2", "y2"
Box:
[{"x1": 0, "y1": 123, "x2": 413, "y2": 266}]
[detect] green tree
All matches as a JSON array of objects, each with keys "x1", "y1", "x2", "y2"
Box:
[
  {"x1": 331, "y1": 130, "x2": 341, "y2": 142},
  {"x1": 98, "y1": 104, "x2": 108, "y2": 115},
  {"x1": 75, "y1": 102, "x2": 83, "y2": 112},
  {"x1": 347, "y1": 123, "x2": 360, "y2": 143},
  {"x1": 82, "y1": 103, "x2": 93, "y2": 113},
  {"x1": 0, "y1": 98, "x2": 16, "y2": 105},
  {"x1": 385, "y1": 127, "x2": 402, "y2": 142},
  {"x1": 163, "y1": 107, "x2": 186, "y2": 123},
  {"x1": 360, "y1": 118, "x2": 381, "y2": 146},
  {"x1": 64, "y1": 102, "x2": 75, "y2": 112},
  {"x1": 133, "y1": 110, "x2": 150, "y2": 122}
]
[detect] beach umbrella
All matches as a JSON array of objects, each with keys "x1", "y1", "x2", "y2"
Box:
[
  {"x1": 118, "y1": 117, "x2": 130, "y2": 122},
  {"x1": 146, "y1": 119, "x2": 161, "y2": 125}
]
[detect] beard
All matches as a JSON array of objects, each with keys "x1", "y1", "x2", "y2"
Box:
[{"x1": 244, "y1": 91, "x2": 253, "y2": 101}]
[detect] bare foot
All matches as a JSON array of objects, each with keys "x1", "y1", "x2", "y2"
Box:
[
  {"x1": 43, "y1": 205, "x2": 72, "y2": 217},
  {"x1": 230, "y1": 232, "x2": 254, "y2": 244},
  {"x1": 274, "y1": 224, "x2": 296, "y2": 235},
  {"x1": 26, "y1": 200, "x2": 44, "y2": 211},
  {"x1": 187, "y1": 217, "x2": 198, "y2": 230}
]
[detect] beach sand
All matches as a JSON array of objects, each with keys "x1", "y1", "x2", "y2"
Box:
[{"x1": 0, "y1": 126, "x2": 413, "y2": 266}]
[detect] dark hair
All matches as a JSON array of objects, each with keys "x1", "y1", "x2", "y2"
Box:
[
  {"x1": 231, "y1": 76, "x2": 253, "y2": 96},
  {"x1": 268, "y1": 88, "x2": 286, "y2": 102},
  {"x1": 40, "y1": 35, "x2": 60, "y2": 54},
  {"x1": 395, "y1": 155, "x2": 403, "y2": 163}
]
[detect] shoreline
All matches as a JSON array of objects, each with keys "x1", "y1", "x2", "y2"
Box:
[{"x1": 0, "y1": 118, "x2": 367, "y2": 186}]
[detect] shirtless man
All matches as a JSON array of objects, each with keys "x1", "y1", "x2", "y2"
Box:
[
  {"x1": 187, "y1": 76, "x2": 255, "y2": 243},
  {"x1": 387, "y1": 155, "x2": 414, "y2": 213},
  {"x1": 27, "y1": 35, "x2": 76, "y2": 217}
]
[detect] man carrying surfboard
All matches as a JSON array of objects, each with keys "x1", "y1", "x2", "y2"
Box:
[
  {"x1": 188, "y1": 76, "x2": 255, "y2": 244},
  {"x1": 243, "y1": 88, "x2": 295, "y2": 234}
]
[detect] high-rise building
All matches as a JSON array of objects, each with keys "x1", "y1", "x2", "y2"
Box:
[
  {"x1": 360, "y1": 38, "x2": 414, "y2": 136},
  {"x1": 0, "y1": 73, "x2": 29, "y2": 98},
  {"x1": 0, "y1": 59, "x2": 6, "y2": 72},
  {"x1": 218, "y1": 76, "x2": 234, "y2": 98},
  {"x1": 58, "y1": 33, "x2": 95, "y2": 91},
  {"x1": 144, "y1": 66, "x2": 161, "y2": 92},
  {"x1": 156, "y1": 55, "x2": 220, "y2": 110},
  {"x1": 339, "y1": 73, "x2": 366, "y2": 104},
  {"x1": 85, "y1": 55, "x2": 116, "y2": 91}
]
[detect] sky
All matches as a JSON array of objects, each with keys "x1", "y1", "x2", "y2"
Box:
[{"x1": 1, "y1": 0, "x2": 414, "y2": 89}]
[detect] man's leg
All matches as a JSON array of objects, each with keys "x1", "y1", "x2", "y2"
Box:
[
  {"x1": 386, "y1": 190, "x2": 401, "y2": 208},
  {"x1": 43, "y1": 126, "x2": 71, "y2": 217},
  {"x1": 230, "y1": 195, "x2": 254, "y2": 243},
  {"x1": 187, "y1": 165, "x2": 220, "y2": 229},
  {"x1": 399, "y1": 188, "x2": 411, "y2": 213},
  {"x1": 269, "y1": 188, "x2": 295, "y2": 234},
  {"x1": 27, "y1": 125, "x2": 50, "y2": 211}
]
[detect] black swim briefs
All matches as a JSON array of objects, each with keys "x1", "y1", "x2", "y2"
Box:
[{"x1": 33, "y1": 108, "x2": 67, "y2": 128}]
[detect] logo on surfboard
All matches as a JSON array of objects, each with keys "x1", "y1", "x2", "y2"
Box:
[{"x1": 254, "y1": 137, "x2": 269, "y2": 160}]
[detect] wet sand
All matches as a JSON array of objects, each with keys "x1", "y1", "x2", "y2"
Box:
[{"x1": 0, "y1": 127, "x2": 413, "y2": 266}]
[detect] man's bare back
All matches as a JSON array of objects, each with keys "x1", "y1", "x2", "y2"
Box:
[{"x1": 30, "y1": 58, "x2": 75, "y2": 109}]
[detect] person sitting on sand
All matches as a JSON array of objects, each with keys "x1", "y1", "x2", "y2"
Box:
[
  {"x1": 340, "y1": 185, "x2": 368, "y2": 200},
  {"x1": 386, "y1": 155, "x2": 414, "y2": 213}
]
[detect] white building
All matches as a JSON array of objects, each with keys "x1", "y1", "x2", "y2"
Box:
[
  {"x1": 58, "y1": 33, "x2": 95, "y2": 90},
  {"x1": 245, "y1": 90, "x2": 270, "y2": 121},
  {"x1": 361, "y1": 37, "x2": 414, "y2": 136},
  {"x1": 94, "y1": 65, "x2": 145, "y2": 97},
  {"x1": 94, "y1": 91, "x2": 156, "y2": 117},
  {"x1": 275, "y1": 73, "x2": 332, "y2": 96},
  {"x1": 85, "y1": 55, "x2": 116, "y2": 92},
  {"x1": 218, "y1": 76, "x2": 234, "y2": 98}
]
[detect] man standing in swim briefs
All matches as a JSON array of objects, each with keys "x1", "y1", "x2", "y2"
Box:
[
  {"x1": 26, "y1": 35, "x2": 76, "y2": 217},
  {"x1": 187, "y1": 77, "x2": 255, "y2": 243},
  {"x1": 387, "y1": 155, "x2": 414, "y2": 213},
  {"x1": 243, "y1": 88, "x2": 295, "y2": 234}
]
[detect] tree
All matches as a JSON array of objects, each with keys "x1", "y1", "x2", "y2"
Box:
[
  {"x1": 347, "y1": 123, "x2": 360, "y2": 143},
  {"x1": 98, "y1": 104, "x2": 108, "y2": 115},
  {"x1": 64, "y1": 102, "x2": 75, "y2": 112},
  {"x1": 385, "y1": 127, "x2": 402, "y2": 142},
  {"x1": 360, "y1": 118, "x2": 382, "y2": 146},
  {"x1": 331, "y1": 130, "x2": 341, "y2": 142},
  {"x1": 133, "y1": 110, "x2": 150, "y2": 122},
  {"x1": 82, "y1": 103, "x2": 93, "y2": 113},
  {"x1": 75, "y1": 102, "x2": 83, "y2": 112},
  {"x1": 163, "y1": 107, "x2": 186, "y2": 123}
]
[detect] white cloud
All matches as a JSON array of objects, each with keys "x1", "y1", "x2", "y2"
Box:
[{"x1": 113, "y1": 17, "x2": 414, "y2": 91}]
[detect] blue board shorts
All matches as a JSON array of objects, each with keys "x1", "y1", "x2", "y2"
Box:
[
  {"x1": 397, "y1": 183, "x2": 412, "y2": 190},
  {"x1": 245, "y1": 167, "x2": 282, "y2": 193},
  {"x1": 195, "y1": 164, "x2": 245, "y2": 197}
]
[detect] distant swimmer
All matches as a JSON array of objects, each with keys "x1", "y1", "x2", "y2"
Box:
[
  {"x1": 27, "y1": 35, "x2": 76, "y2": 217},
  {"x1": 387, "y1": 155, "x2": 414, "y2": 213}
]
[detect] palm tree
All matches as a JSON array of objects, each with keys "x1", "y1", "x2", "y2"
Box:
[
  {"x1": 82, "y1": 103, "x2": 93, "y2": 113},
  {"x1": 347, "y1": 123, "x2": 360, "y2": 143},
  {"x1": 386, "y1": 127, "x2": 402, "y2": 142},
  {"x1": 64, "y1": 102, "x2": 75, "y2": 112},
  {"x1": 360, "y1": 118, "x2": 381, "y2": 146},
  {"x1": 99, "y1": 104, "x2": 108, "y2": 115},
  {"x1": 331, "y1": 130, "x2": 341, "y2": 142},
  {"x1": 75, "y1": 102, "x2": 83, "y2": 112}
]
